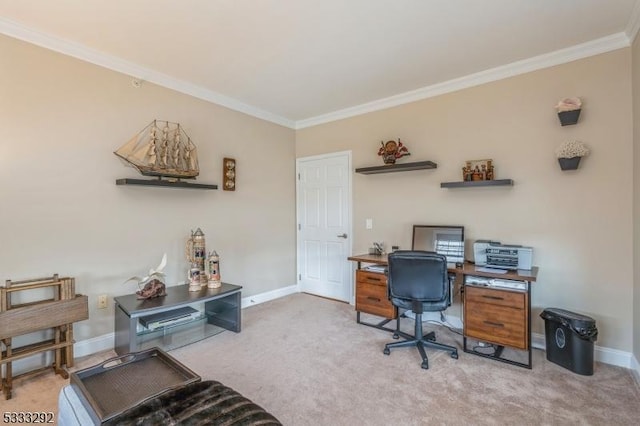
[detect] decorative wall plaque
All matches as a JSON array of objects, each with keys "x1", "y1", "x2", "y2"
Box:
[{"x1": 223, "y1": 157, "x2": 236, "y2": 191}]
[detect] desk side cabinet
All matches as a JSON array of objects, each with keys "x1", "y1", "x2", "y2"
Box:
[
  {"x1": 463, "y1": 286, "x2": 528, "y2": 349},
  {"x1": 463, "y1": 282, "x2": 532, "y2": 368},
  {"x1": 355, "y1": 270, "x2": 396, "y2": 319}
]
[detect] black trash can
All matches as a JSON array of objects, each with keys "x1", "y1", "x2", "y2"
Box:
[{"x1": 540, "y1": 308, "x2": 598, "y2": 375}]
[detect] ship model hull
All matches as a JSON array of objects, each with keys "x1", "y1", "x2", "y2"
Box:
[
  {"x1": 114, "y1": 162, "x2": 199, "y2": 180},
  {"x1": 114, "y1": 120, "x2": 199, "y2": 180}
]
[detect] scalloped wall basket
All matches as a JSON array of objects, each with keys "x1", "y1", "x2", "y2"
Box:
[
  {"x1": 558, "y1": 109, "x2": 581, "y2": 126},
  {"x1": 558, "y1": 157, "x2": 581, "y2": 170}
]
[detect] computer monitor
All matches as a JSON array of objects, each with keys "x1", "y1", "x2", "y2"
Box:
[{"x1": 411, "y1": 225, "x2": 465, "y2": 264}]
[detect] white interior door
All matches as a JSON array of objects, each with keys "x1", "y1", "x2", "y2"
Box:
[{"x1": 296, "y1": 151, "x2": 352, "y2": 302}]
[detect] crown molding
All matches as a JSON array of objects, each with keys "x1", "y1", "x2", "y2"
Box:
[
  {"x1": 626, "y1": 0, "x2": 640, "y2": 43},
  {"x1": 295, "y1": 32, "x2": 631, "y2": 129},
  {"x1": 1, "y1": 17, "x2": 632, "y2": 132},
  {"x1": 0, "y1": 17, "x2": 296, "y2": 129}
]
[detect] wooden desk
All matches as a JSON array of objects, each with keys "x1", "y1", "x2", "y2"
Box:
[
  {"x1": 348, "y1": 253, "x2": 538, "y2": 368},
  {"x1": 348, "y1": 253, "x2": 537, "y2": 280}
]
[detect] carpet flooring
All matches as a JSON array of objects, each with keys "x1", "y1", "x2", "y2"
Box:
[{"x1": 3, "y1": 292, "x2": 640, "y2": 425}]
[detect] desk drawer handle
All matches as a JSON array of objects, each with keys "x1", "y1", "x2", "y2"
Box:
[
  {"x1": 366, "y1": 277, "x2": 382, "y2": 282},
  {"x1": 484, "y1": 320, "x2": 504, "y2": 328},
  {"x1": 482, "y1": 295, "x2": 504, "y2": 301},
  {"x1": 367, "y1": 296, "x2": 381, "y2": 302}
]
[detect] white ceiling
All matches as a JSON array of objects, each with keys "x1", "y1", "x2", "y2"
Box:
[{"x1": 1, "y1": 0, "x2": 639, "y2": 128}]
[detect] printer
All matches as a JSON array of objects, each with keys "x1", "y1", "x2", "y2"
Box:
[{"x1": 473, "y1": 240, "x2": 533, "y2": 271}]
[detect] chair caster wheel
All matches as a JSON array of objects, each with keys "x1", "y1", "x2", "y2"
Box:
[
  {"x1": 421, "y1": 362, "x2": 429, "y2": 370},
  {"x1": 383, "y1": 348, "x2": 390, "y2": 355},
  {"x1": 451, "y1": 352, "x2": 458, "y2": 359},
  {"x1": 392, "y1": 333, "x2": 399, "y2": 339}
]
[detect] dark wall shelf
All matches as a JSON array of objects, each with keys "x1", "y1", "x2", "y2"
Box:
[
  {"x1": 116, "y1": 178, "x2": 218, "y2": 190},
  {"x1": 440, "y1": 179, "x2": 513, "y2": 188},
  {"x1": 355, "y1": 160, "x2": 437, "y2": 174}
]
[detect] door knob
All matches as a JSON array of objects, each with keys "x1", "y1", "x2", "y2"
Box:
[{"x1": 337, "y1": 233, "x2": 348, "y2": 238}]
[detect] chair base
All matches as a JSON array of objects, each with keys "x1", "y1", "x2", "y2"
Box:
[{"x1": 383, "y1": 314, "x2": 458, "y2": 369}]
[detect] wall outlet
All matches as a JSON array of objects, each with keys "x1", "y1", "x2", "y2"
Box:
[
  {"x1": 98, "y1": 294, "x2": 108, "y2": 309},
  {"x1": 365, "y1": 218, "x2": 373, "y2": 229}
]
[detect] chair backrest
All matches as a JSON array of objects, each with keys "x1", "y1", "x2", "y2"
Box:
[{"x1": 387, "y1": 250, "x2": 448, "y2": 303}]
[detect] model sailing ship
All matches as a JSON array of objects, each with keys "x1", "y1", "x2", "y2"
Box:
[{"x1": 114, "y1": 120, "x2": 199, "y2": 180}]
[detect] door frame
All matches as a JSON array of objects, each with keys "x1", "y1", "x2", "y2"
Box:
[{"x1": 295, "y1": 150, "x2": 354, "y2": 304}]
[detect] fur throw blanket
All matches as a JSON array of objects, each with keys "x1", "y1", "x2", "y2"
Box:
[{"x1": 105, "y1": 380, "x2": 281, "y2": 425}]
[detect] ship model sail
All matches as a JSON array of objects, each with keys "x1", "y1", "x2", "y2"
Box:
[{"x1": 114, "y1": 120, "x2": 199, "y2": 179}]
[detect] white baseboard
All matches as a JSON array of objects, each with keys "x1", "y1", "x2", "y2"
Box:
[
  {"x1": 532, "y1": 332, "x2": 633, "y2": 369},
  {"x1": 630, "y1": 354, "x2": 640, "y2": 386},
  {"x1": 531, "y1": 331, "x2": 546, "y2": 351},
  {"x1": 241, "y1": 284, "x2": 298, "y2": 308},
  {"x1": 425, "y1": 319, "x2": 635, "y2": 370},
  {"x1": 71, "y1": 284, "x2": 300, "y2": 359},
  {"x1": 74, "y1": 332, "x2": 115, "y2": 358},
  {"x1": 69, "y1": 287, "x2": 636, "y2": 372}
]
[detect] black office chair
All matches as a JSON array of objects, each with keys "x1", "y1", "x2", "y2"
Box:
[{"x1": 383, "y1": 250, "x2": 458, "y2": 369}]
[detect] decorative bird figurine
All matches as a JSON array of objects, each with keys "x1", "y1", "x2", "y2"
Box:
[{"x1": 124, "y1": 253, "x2": 168, "y2": 299}]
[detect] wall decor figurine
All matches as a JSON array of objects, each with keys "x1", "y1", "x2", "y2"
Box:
[
  {"x1": 378, "y1": 139, "x2": 410, "y2": 164},
  {"x1": 555, "y1": 97, "x2": 582, "y2": 126},
  {"x1": 462, "y1": 159, "x2": 494, "y2": 181},
  {"x1": 123, "y1": 253, "x2": 168, "y2": 299},
  {"x1": 555, "y1": 140, "x2": 590, "y2": 170}
]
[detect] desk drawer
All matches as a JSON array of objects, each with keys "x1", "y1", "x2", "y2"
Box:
[
  {"x1": 356, "y1": 270, "x2": 386, "y2": 287},
  {"x1": 464, "y1": 301, "x2": 527, "y2": 349},
  {"x1": 465, "y1": 286, "x2": 525, "y2": 310},
  {"x1": 355, "y1": 276, "x2": 396, "y2": 319}
]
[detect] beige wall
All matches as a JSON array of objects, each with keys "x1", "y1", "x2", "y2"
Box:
[
  {"x1": 633, "y1": 34, "x2": 640, "y2": 362},
  {"x1": 0, "y1": 35, "x2": 297, "y2": 340},
  {"x1": 2, "y1": 31, "x2": 636, "y2": 355},
  {"x1": 297, "y1": 49, "x2": 634, "y2": 351}
]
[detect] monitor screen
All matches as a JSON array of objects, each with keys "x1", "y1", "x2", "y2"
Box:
[{"x1": 411, "y1": 225, "x2": 465, "y2": 264}]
